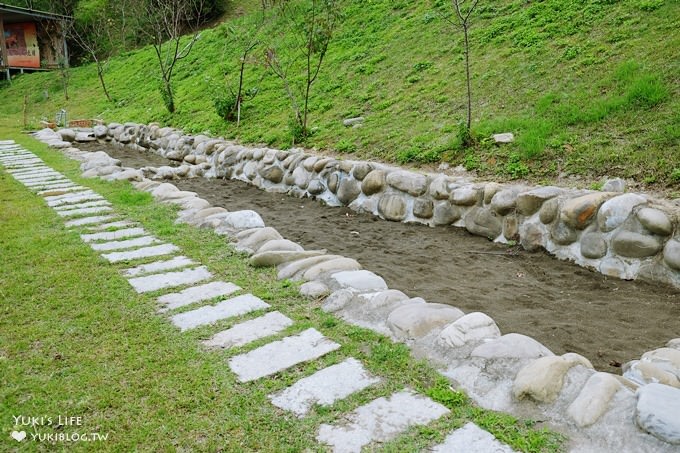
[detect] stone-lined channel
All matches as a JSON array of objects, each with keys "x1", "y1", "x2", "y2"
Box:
[{"x1": 94, "y1": 144, "x2": 679, "y2": 371}]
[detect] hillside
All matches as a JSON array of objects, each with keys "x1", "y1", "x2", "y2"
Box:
[{"x1": 1, "y1": 0, "x2": 678, "y2": 189}]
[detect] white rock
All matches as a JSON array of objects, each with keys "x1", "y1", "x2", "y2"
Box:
[
  {"x1": 635, "y1": 383, "x2": 680, "y2": 444},
  {"x1": 329, "y1": 270, "x2": 388, "y2": 292},
  {"x1": 513, "y1": 356, "x2": 579, "y2": 403},
  {"x1": 438, "y1": 312, "x2": 501, "y2": 348},
  {"x1": 300, "y1": 281, "x2": 330, "y2": 298},
  {"x1": 493, "y1": 133, "x2": 514, "y2": 143},
  {"x1": 387, "y1": 303, "x2": 464, "y2": 340},
  {"x1": 567, "y1": 372, "x2": 623, "y2": 427},
  {"x1": 216, "y1": 210, "x2": 265, "y2": 231},
  {"x1": 471, "y1": 333, "x2": 553, "y2": 360},
  {"x1": 596, "y1": 193, "x2": 647, "y2": 232}
]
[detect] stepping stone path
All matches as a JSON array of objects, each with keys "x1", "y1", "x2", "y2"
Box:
[{"x1": 0, "y1": 140, "x2": 519, "y2": 452}]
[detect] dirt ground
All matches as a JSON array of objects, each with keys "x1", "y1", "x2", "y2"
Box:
[{"x1": 99, "y1": 145, "x2": 679, "y2": 371}]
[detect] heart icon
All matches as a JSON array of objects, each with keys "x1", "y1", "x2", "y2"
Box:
[{"x1": 11, "y1": 430, "x2": 26, "y2": 442}]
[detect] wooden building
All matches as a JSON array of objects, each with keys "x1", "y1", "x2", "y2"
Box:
[{"x1": 0, "y1": 3, "x2": 70, "y2": 81}]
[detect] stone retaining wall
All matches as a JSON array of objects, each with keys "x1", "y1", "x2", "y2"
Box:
[{"x1": 64, "y1": 122, "x2": 680, "y2": 289}]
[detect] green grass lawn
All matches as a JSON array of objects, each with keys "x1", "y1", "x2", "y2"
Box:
[
  {"x1": 0, "y1": 131, "x2": 565, "y2": 451},
  {"x1": 0, "y1": 0, "x2": 677, "y2": 190}
]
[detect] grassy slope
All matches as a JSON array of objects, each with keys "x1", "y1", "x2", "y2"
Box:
[
  {"x1": 0, "y1": 0, "x2": 678, "y2": 189},
  {"x1": 0, "y1": 130, "x2": 564, "y2": 451}
]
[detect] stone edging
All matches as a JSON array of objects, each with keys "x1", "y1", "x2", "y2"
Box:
[
  {"x1": 32, "y1": 127, "x2": 680, "y2": 450},
  {"x1": 61, "y1": 122, "x2": 680, "y2": 290}
]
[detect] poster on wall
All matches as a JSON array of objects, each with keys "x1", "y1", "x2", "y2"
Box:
[{"x1": 4, "y1": 22, "x2": 40, "y2": 68}]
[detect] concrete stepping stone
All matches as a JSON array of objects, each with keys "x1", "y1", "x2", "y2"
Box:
[
  {"x1": 270, "y1": 358, "x2": 381, "y2": 417},
  {"x1": 47, "y1": 192, "x2": 103, "y2": 207},
  {"x1": 101, "y1": 243, "x2": 180, "y2": 263},
  {"x1": 23, "y1": 179, "x2": 72, "y2": 187},
  {"x1": 203, "y1": 311, "x2": 293, "y2": 349},
  {"x1": 127, "y1": 266, "x2": 213, "y2": 293},
  {"x1": 57, "y1": 206, "x2": 114, "y2": 218},
  {"x1": 81, "y1": 227, "x2": 146, "y2": 243},
  {"x1": 65, "y1": 214, "x2": 118, "y2": 227},
  {"x1": 171, "y1": 294, "x2": 269, "y2": 331},
  {"x1": 14, "y1": 169, "x2": 62, "y2": 176},
  {"x1": 228, "y1": 328, "x2": 341, "y2": 382},
  {"x1": 39, "y1": 186, "x2": 88, "y2": 196},
  {"x1": 28, "y1": 184, "x2": 78, "y2": 192},
  {"x1": 157, "y1": 281, "x2": 242, "y2": 311},
  {"x1": 55, "y1": 200, "x2": 111, "y2": 212},
  {"x1": 45, "y1": 190, "x2": 98, "y2": 201},
  {"x1": 16, "y1": 174, "x2": 64, "y2": 182},
  {"x1": 431, "y1": 423, "x2": 516, "y2": 452},
  {"x1": 317, "y1": 390, "x2": 450, "y2": 452},
  {"x1": 90, "y1": 235, "x2": 160, "y2": 251},
  {"x1": 122, "y1": 256, "x2": 196, "y2": 277},
  {"x1": 87, "y1": 220, "x2": 136, "y2": 231}
]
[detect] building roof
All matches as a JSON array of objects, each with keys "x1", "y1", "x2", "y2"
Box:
[{"x1": 0, "y1": 3, "x2": 71, "y2": 23}]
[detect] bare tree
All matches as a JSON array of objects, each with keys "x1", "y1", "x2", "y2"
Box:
[
  {"x1": 141, "y1": 0, "x2": 206, "y2": 113},
  {"x1": 265, "y1": 0, "x2": 339, "y2": 141},
  {"x1": 217, "y1": 15, "x2": 268, "y2": 126},
  {"x1": 70, "y1": 7, "x2": 117, "y2": 102},
  {"x1": 449, "y1": 0, "x2": 480, "y2": 145}
]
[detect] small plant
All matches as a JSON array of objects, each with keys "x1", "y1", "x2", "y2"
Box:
[
  {"x1": 505, "y1": 152, "x2": 529, "y2": 179},
  {"x1": 213, "y1": 92, "x2": 238, "y2": 121},
  {"x1": 671, "y1": 168, "x2": 680, "y2": 182},
  {"x1": 336, "y1": 139, "x2": 357, "y2": 153},
  {"x1": 637, "y1": 0, "x2": 664, "y2": 11}
]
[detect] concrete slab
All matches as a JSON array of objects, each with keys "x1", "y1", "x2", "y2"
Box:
[
  {"x1": 9, "y1": 168, "x2": 54, "y2": 176},
  {"x1": 32, "y1": 182, "x2": 79, "y2": 191},
  {"x1": 65, "y1": 214, "x2": 118, "y2": 227},
  {"x1": 203, "y1": 311, "x2": 293, "y2": 349},
  {"x1": 101, "y1": 243, "x2": 179, "y2": 263},
  {"x1": 170, "y1": 294, "x2": 269, "y2": 331},
  {"x1": 157, "y1": 281, "x2": 242, "y2": 311},
  {"x1": 122, "y1": 256, "x2": 196, "y2": 277},
  {"x1": 39, "y1": 186, "x2": 89, "y2": 196},
  {"x1": 30, "y1": 179, "x2": 73, "y2": 185},
  {"x1": 81, "y1": 227, "x2": 146, "y2": 242},
  {"x1": 316, "y1": 390, "x2": 450, "y2": 452},
  {"x1": 270, "y1": 358, "x2": 380, "y2": 417},
  {"x1": 45, "y1": 191, "x2": 99, "y2": 203},
  {"x1": 127, "y1": 266, "x2": 212, "y2": 293},
  {"x1": 16, "y1": 174, "x2": 64, "y2": 183},
  {"x1": 431, "y1": 423, "x2": 516, "y2": 453},
  {"x1": 86, "y1": 220, "x2": 136, "y2": 231},
  {"x1": 90, "y1": 235, "x2": 160, "y2": 251},
  {"x1": 54, "y1": 200, "x2": 111, "y2": 211},
  {"x1": 57, "y1": 206, "x2": 114, "y2": 218},
  {"x1": 228, "y1": 328, "x2": 341, "y2": 382},
  {"x1": 45, "y1": 192, "x2": 104, "y2": 208}
]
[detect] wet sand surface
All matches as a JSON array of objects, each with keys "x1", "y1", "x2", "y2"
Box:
[{"x1": 99, "y1": 145, "x2": 679, "y2": 371}]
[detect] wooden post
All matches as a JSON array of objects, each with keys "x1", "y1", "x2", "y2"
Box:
[
  {"x1": 0, "y1": 13, "x2": 10, "y2": 82},
  {"x1": 23, "y1": 95, "x2": 28, "y2": 129}
]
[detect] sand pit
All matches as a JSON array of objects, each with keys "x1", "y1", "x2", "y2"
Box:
[{"x1": 99, "y1": 145, "x2": 679, "y2": 371}]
